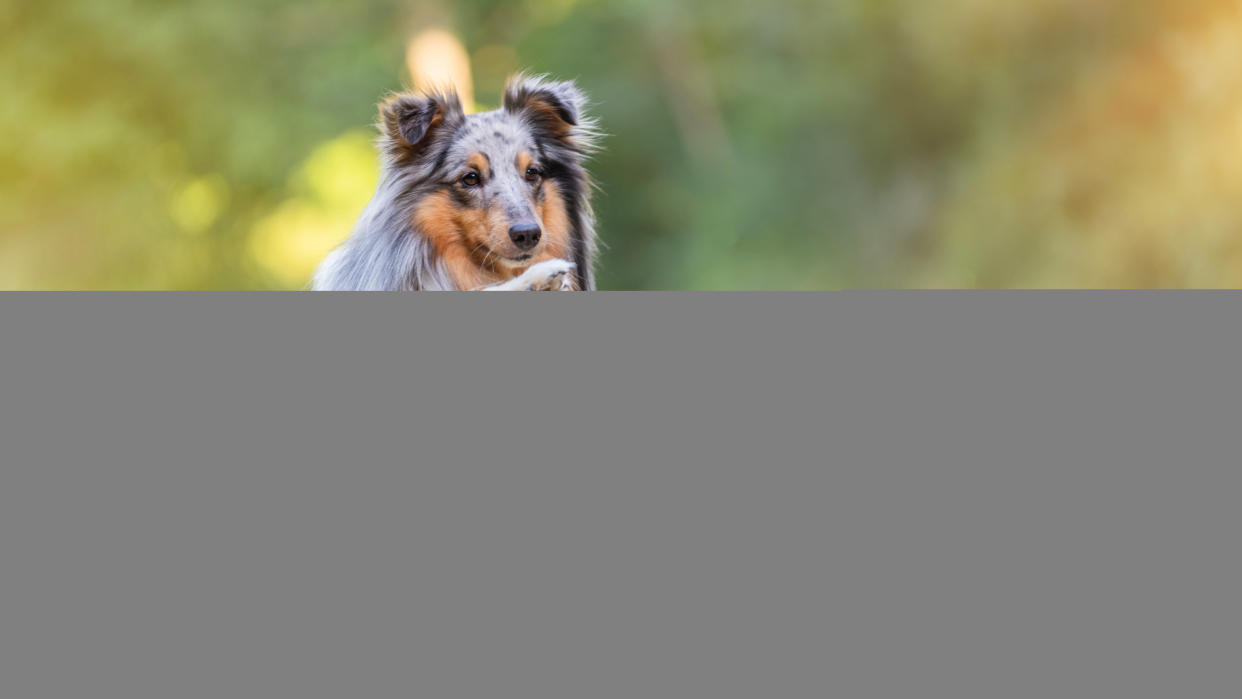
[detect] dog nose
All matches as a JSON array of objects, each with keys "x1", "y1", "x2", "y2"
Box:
[{"x1": 508, "y1": 223, "x2": 542, "y2": 251}]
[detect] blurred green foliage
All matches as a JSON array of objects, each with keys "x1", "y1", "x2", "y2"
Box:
[{"x1": 4, "y1": 0, "x2": 1242, "y2": 288}]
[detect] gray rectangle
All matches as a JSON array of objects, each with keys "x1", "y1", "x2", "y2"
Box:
[{"x1": 1, "y1": 292, "x2": 1239, "y2": 699}]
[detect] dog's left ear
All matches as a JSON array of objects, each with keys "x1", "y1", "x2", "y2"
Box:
[
  {"x1": 379, "y1": 91, "x2": 464, "y2": 153},
  {"x1": 503, "y1": 74, "x2": 587, "y2": 140}
]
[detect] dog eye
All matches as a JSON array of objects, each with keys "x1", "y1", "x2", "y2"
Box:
[
  {"x1": 525, "y1": 167, "x2": 541, "y2": 183},
  {"x1": 461, "y1": 172, "x2": 481, "y2": 187}
]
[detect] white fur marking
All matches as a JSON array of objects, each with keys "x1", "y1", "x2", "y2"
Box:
[{"x1": 477, "y1": 259, "x2": 575, "y2": 291}]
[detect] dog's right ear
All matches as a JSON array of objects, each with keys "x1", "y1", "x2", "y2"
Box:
[
  {"x1": 503, "y1": 75, "x2": 587, "y2": 139},
  {"x1": 379, "y1": 91, "x2": 463, "y2": 155}
]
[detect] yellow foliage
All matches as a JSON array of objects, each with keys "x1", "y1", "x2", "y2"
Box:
[
  {"x1": 170, "y1": 175, "x2": 229, "y2": 235},
  {"x1": 247, "y1": 131, "x2": 380, "y2": 287}
]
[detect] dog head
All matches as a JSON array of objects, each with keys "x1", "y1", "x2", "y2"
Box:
[{"x1": 380, "y1": 75, "x2": 597, "y2": 277}]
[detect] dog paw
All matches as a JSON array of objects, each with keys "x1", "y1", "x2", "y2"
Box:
[{"x1": 521, "y1": 259, "x2": 575, "y2": 291}]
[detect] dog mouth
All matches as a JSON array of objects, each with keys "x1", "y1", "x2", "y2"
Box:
[
  {"x1": 477, "y1": 241, "x2": 537, "y2": 269},
  {"x1": 494, "y1": 252, "x2": 534, "y2": 268}
]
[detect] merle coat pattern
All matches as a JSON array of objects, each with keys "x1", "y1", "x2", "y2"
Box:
[{"x1": 312, "y1": 75, "x2": 601, "y2": 290}]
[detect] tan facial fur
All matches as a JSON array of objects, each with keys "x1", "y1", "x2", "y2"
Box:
[
  {"x1": 534, "y1": 180, "x2": 571, "y2": 262},
  {"x1": 413, "y1": 159, "x2": 574, "y2": 290}
]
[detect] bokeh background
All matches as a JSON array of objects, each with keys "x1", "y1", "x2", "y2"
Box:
[{"x1": 4, "y1": 1, "x2": 1242, "y2": 289}]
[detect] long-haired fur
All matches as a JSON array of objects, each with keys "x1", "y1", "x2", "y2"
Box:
[{"x1": 312, "y1": 74, "x2": 601, "y2": 290}]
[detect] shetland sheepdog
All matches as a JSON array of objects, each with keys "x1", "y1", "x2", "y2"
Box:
[{"x1": 313, "y1": 74, "x2": 600, "y2": 290}]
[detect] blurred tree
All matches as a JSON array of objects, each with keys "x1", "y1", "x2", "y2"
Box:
[{"x1": 3, "y1": 0, "x2": 1241, "y2": 288}]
